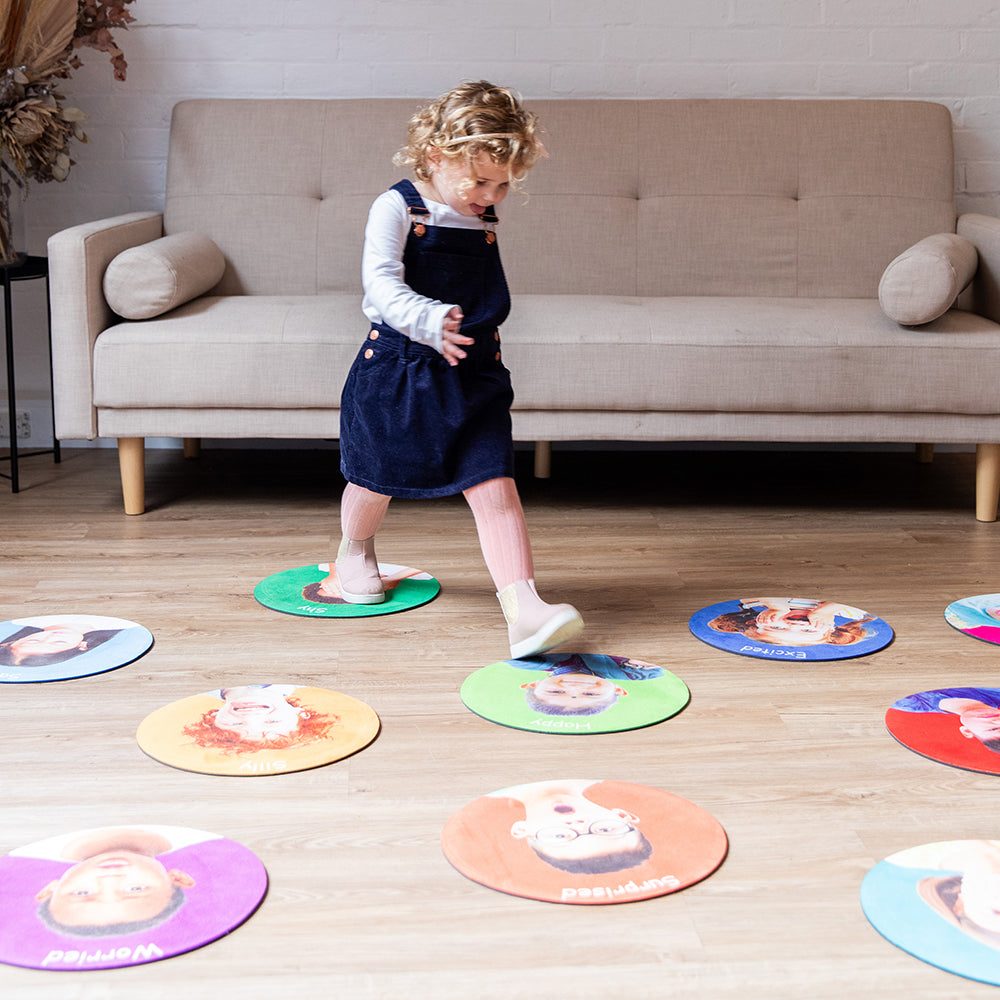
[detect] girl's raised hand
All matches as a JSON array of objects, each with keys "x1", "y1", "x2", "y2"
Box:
[{"x1": 441, "y1": 306, "x2": 474, "y2": 366}]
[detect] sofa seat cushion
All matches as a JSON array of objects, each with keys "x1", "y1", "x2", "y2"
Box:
[
  {"x1": 94, "y1": 295, "x2": 365, "y2": 408},
  {"x1": 94, "y1": 294, "x2": 1000, "y2": 417},
  {"x1": 501, "y1": 296, "x2": 1000, "y2": 415}
]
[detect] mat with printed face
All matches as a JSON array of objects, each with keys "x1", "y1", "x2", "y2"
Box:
[
  {"x1": 254, "y1": 563, "x2": 439, "y2": 618},
  {"x1": 0, "y1": 825, "x2": 266, "y2": 970},
  {"x1": 945, "y1": 595, "x2": 1000, "y2": 647},
  {"x1": 0, "y1": 615, "x2": 153, "y2": 683},
  {"x1": 885, "y1": 687, "x2": 1000, "y2": 776},
  {"x1": 442, "y1": 779, "x2": 727, "y2": 905},
  {"x1": 688, "y1": 596, "x2": 893, "y2": 661},
  {"x1": 460, "y1": 653, "x2": 689, "y2": 735},
  {"x1": 862, "y1": 840, "x2": 1000, "y2": 986},
  {"x1": 136, "y1": 684, "x2": 381, "y2": 776}
]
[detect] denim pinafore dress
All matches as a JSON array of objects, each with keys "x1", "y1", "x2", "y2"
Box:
[{"x1": 339, "y1": 180, "x2": 515, "y2": 499}]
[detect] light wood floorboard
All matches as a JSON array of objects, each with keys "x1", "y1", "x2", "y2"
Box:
[{"x1": 2, "y1": 445, "x2": 1000, "y2": 999}]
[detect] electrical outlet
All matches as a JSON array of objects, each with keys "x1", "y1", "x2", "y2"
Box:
[{"x1": 0, "y1": 409, "x2": 31, "y2": 440}]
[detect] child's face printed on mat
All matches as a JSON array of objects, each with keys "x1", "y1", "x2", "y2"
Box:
[
  {"x1": 510, "y1": 790, "x2": 642, "y2": 863},
  {"x1": 36, "y1": 851, "x2": 193, "y2": 928},
  {"x1": 750, "y1": 608, "x2": 833, "y2": 645},
  {"x1": 955, "y1": 867, "x2": 1000, "y2": 934},
  {"x1": 9, "y1": 625, "x2": 87, "y2": 658},
  {"x1": 215, "y1": 686, "x2": 302, "y2": 739},
  {"x1": 955, "y1": 703, "x2": 1000, "y2": 743},
  {"x1": 528, "y1": 673, "x2": 620, "y2": 708}
]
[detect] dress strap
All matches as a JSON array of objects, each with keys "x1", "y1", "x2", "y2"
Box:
[
  {"x1": 391, "y1": 179, "x2": 430, "y2": 236},
  {"x1": 391, "y1": 179, "x2": 428, "y2": 212},
  {"x1": 391, "y1": 178, "x2": 499, "y2": 242}
]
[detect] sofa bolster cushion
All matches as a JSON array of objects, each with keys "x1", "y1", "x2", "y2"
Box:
[
  {"x1": 103, "y1": 232, "x2": 226, "y2": 319},
  {"x1": 878, "y1": 233, "x2": 978, "y2": 326}
]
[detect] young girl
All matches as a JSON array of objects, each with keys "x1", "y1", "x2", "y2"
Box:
[{"x1": 332, "y1": 80, "x2": 583, "y2": 659}]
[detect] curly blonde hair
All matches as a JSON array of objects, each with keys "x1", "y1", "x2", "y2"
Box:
[{"x1": 394, "y1": 80, "x2": 545, "y2": 187}]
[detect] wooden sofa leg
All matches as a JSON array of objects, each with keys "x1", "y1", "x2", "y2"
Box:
[
  {"x1": 976, "y1": 444, "x2": 1000, "y2": 522},
  {"x1": 534, "y1": 440, "x2": 551, "y2": 479},
  {"x1": 183, "y1": 437, "x2": 201, "y2": 459},
  {"x1": 915, "y1": 443, "x2": 934, "y2": 463},
  {"x1": 118, "y1": 437, "x2": 146, "y2": 515}
]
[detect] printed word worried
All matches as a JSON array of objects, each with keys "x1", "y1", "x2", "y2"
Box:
[{"x1": 43, "y1": 943, "x2": 164, "y2": 967}]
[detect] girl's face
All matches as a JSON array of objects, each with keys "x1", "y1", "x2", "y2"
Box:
[{"x1": 427, "y1": 151, "x2": 510, "y2": 217}]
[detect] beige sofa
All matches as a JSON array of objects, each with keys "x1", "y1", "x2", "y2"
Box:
[{"x1": 48, "y1": 98, "x2": 1000, "y2": 517}]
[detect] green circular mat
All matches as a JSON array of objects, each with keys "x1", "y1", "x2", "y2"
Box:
[
  {"x1": 254, "y1": 563, "x2": 439, "y2": 618},
  {"x1": 460, "y1": 653, "x2": 689, "y2": 734}
]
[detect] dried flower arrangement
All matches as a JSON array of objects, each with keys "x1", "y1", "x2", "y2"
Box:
[{"x1": 0, "y1": 0, "x2": 135, "y2": 266}]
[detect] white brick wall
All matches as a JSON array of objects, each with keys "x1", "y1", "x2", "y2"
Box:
[
  {"x1": 25, "y1": 0, "x2": 998, "y2": 253},
  {"x1": 9, "y1": 0, "x2": 1000, "y2": 404}
]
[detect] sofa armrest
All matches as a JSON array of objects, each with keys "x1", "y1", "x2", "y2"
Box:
[
  {"x1": 957, "y1": 213, "x2": 1000, "y2": 326},
  {"x1": 47, "y1": 211, "x2": 164, "y2": 439}
]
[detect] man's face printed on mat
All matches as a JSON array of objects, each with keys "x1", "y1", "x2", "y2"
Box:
[{"x1": 510, "y1": 789, "x2": 642, "y2": 864}]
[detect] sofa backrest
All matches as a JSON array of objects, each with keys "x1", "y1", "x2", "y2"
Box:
[{"x1": 164, "y1": 98, "x2": 955, "y2": 300}]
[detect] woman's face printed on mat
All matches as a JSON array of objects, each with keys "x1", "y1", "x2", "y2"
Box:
[
  {"x1": 214, "y1": 686, "x2": 302, "y2": 740},
  {"x1": 36, "y1": 851, "x2": 192, "y2": 928},
  {"x1": 510, "y1": 790, "x2": 642, "y2": 864}
]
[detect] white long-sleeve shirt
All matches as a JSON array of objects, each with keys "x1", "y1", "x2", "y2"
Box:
[{"x1": 361, "y1": 186, "x2": 488, "y2": 356}]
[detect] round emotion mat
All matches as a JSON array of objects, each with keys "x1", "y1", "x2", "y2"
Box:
[
  {"x1": 945, "y1": 595, "x2": 1000, "y2": 647},
  {"x1": 460, "y1": 653, "x2": 689, "y2": 735},
  {"x1": 136, "y1": 683, "x2": 381, "y2": 776},
  {"x1": 441, "y1": 779, "x2": 727, "y2": 905},
  {"x1": 885, "y1": 687, "x2": 1000, "y2": 776},
  {"x1": 0, "y1": 824, "x2": 266, "y2": 971},
  {"x1": 254, "y1": 563, "x2": 439, "y2": 618},
  {"x1": 861, "y1": 840, "x2": 1000, "y2": 986},
  {"x1": 688, "y1": 596, "x2": 893, "y2": 661},
  {"x1": 0, "y1": 615, "x2": 153, "y2": 684}
]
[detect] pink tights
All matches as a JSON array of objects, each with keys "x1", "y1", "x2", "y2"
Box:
[{"x1": 339, "y1": 478, "x2": 533, "y2": 592}]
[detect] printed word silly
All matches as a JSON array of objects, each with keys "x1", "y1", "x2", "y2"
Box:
[
  {"x1": 42, "y1": 943, "x2": 164, "y2": 967},
  {"x1": 740, "y1": 645, "x2": 807, "y2": 659},
  {"x1": 296, "y1": 605, "x2": 329, "y2": 615},
  {"x1": 238, "y1": 759, "x2": 289, "y2": 773},
  {"x1": 561, "y1": 875, "x2": 681, "y2": 902}
]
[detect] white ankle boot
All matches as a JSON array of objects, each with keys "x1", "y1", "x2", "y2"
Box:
[
  {"x1": 498, "y1": 579, "x2": 583, "y2": 658},
  {"x1": 335, "y1": 536, "x2": 385, "y2": 604}
]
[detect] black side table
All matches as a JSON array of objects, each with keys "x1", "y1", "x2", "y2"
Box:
[{"x1": 1, "y1": 254, "x2": 60, "y2": 492}]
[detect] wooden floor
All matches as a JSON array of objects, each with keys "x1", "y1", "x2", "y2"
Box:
[{"x1": 3, "y1": 444, "x2": 1000, "y2": 999}]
